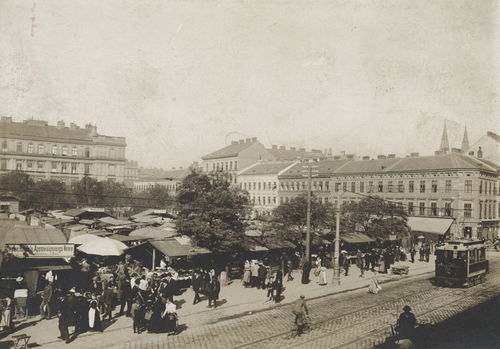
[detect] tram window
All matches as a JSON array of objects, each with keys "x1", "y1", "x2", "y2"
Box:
[
  {"x1": 457, "y1": 251, "x2": 467, "y2": 261},
  {"x1": 469, "y1": 250, "x2": 476, "y2": 264},
  {"x1": 479, "y1": 248, "x2": 486, "y2": 261}
]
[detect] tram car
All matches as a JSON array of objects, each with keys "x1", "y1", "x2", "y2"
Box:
[{"x1": 434, "y1": 240, "x2": 488, "y2": 287}]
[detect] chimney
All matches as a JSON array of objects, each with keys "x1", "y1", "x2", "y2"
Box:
[
  {"x1": 239, "y1": 139, "x2": 245, "y2": 144},
  {"x1": 70, "y1": 122, "x2": 78, "y2": 129},
  {"x1": 410, "y1": 152, "x2": 419, "y2": 157},
  {"x1": 290, "y1": 147, "x2": 296, "y2": 151},
  {"x1": 245, "y1": 138, "x2": 251, "y2": 143},
  {"x1": 388, "y1": 154, "x2": 396, "y2": 158},
  {"x1": 56, "y1": 120, "x2": 65, "y2": 129},
  {"x1": 272, "y1": 145, "x2": 278, "y2": 149},
  {"x1": 231, "y1": 141, "x2": 237, "y2": 145},
  {"x1": 279, "y1": 146, "x2": 286, "y2": 150},
  {"x1": 477, "y1": 146, "x2": 483, "y2": 159},
  {"x1": 468, "y1": 151, "x2": 475, "y2": 156},
  {"x1": 362, "y1": 156, "x2": 370, "y2": 160},
  {"x1": 377, "y1": 155, "x2": 386, "y2": 159},
  {"x1": 251, "y1": 137, "x2": 257, "y2": 143}
]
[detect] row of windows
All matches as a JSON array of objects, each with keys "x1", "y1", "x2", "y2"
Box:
[
  {"x1": 278, "y1": 179, "x2": 497, "y2": 195},
  {"x1": 251, "y1": 196, "x2": 277, "y2": 205},
  {"x1": 135, "y1": 183, "x2": 179, "y2": 192},
  {"x1": 205, "y1": 160, "x2": 238, "y2": 172},
  {"x1": 479, "y1": 201, "x2": 498, "y2": 220},
  {"x1": 479, "y1": 180, "x2": 497, "y2": 196},
  {"x1": 0, "y1": 158, "x2": 102, "y2": 175},
  {"x1": 241, "y1": 181, "x2": 278, "y2": 191},
  {"x1": 1, "y1": 140, "x2": 91, "y2": 157}
]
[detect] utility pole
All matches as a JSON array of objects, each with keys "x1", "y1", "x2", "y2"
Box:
[
  {"x1": 333, "y1": 189, "x2": 342, "y2": 286},
  {"x1": 302, "y1": 161, "x2": 318, "y2": 262}
]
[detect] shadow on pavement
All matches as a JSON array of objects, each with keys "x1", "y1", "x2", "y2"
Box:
[{"x1": 376, "y1": 294, "x2": 500, "y2": 348}]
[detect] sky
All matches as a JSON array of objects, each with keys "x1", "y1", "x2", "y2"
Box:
[{"x1": 0, "y1": 0, "x2": 498, "y2": 168}]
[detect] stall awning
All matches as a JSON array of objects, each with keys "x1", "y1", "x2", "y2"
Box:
[
  {"x1": 407, "y1": 217, "x2": 453, "y2": 235},
  {"x1": 0, "y1": 220, "x2": 67, "y2": 249},
  {"x1": 341, "y1": 232, "x2": 375, "y2": 244},
  {"x1": 150, "y1": 238, "x2": 211, "y2": 257}
]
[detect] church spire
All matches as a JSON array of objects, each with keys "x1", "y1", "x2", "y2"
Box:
[
  {"x1": 461, "y1": 125, "x2": 470, "y2": 152},
  {"x1": 439, "y1": 120, "x2": 450, "y2": 153}
]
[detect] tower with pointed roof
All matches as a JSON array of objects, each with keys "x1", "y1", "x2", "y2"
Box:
[
  {"x1": 439, "y1": 121, "x2": 450, "y2": 153},
  {"x1": 461, "y1": 125, "x2": 470, "y2": 152}
]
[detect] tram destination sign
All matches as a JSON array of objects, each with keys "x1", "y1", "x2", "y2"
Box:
[{"x1": 6, "y1": 243, "x2": 75, "y2": 258}]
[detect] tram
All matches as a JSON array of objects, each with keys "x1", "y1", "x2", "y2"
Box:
[{"x1": 434, "y1": 240, "x2": 489, "y2": 287}]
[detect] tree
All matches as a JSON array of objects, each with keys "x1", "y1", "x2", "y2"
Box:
[
  {"x1": 0, "y1": 170, "x2": 35, "y2": 209},
  {"x1": 146, "y1": 184, "x2": 172, "y2": 208},
  {"x1": 271, "y1": 194, "x2": 335, "y2": 244},
  {"x1": 32, "y1": 179, "x2": 75, "y2": 210},
  {"x1": 340, "y1": 196, "x2": 409, "y2": 239},
  {"x1": 175, "y1": 171, "x2": 250, "y2": 254},
  {"x1": 72, "y1": 176, "x2": 104, "y2": 207}
]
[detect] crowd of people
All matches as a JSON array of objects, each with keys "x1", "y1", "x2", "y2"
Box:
[{"x1": 242, "y1": 260, "x2": 284, "y2": 303}]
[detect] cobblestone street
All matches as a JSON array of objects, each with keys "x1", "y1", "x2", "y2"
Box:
[{"x1": 1, "y1": 254, "x2": 498, "y2": 349}]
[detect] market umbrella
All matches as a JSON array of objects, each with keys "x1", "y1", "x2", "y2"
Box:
[
  {"x1": 417, "y1": 235, "x2": 425, "y2": 239},
  {"x1": 69, "y1": 233, "x2": 102, "y2": 245},
  {"x1": 77, "y1": 237, "x2": 127, "y2": 256}
]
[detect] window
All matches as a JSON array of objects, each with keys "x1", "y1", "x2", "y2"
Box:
[
  {"x1": 420, "y1": 180, "x2": 425, "y2": 193},
  {"x1": 1, "y1": 140, "x2": 7, "y2": 151},
  {"x1": 325, "y1": 181, "x2": 329, "y2": 190},
  {"x1": 16, "y1": 142, "x2": 22, "y2": 152},
  {"x1": 27, "y1": 160, "x2": 33, "y2": 169},
  {"x1": 335, "y1": 182, "x2": 341, "y2": 192},
  {"x1": 62, "y1": 146, "x2": 68, "y2": 156},
  {"x1": 258, "y1": 182, "x2": 261, "y2": 190},
  {"x1": 268, "y1": 197, "x2": 271, "y2": 205},
  {"x1": 479, "y1": 181, "x2": 482, "y2": 194},
  {"x1": 479, "y1": 202, "x2": 483, "y2": 219},
  {"x1": 465, "y1": 180, "x2": 472, "y2": 193},
  {"x1": 61, "y1": 162, "x2": 67, "y2": 173},
  {"x1": 234, "y1": 161, "x2": 238, "y2": 170},
  {"x1": 445, "y1": 180, "x2": 452, "y2": 193},
  {"x1": 16, "y1": 160, "x2": 22, "y2": 170},
  {"x1": 253, "y1": 182, "x2": 256, "y2": 190},
  {"x1": 37, "y1": 161, "x2": 44, "y2": 170},
  {"x1": 388, "y1": 181, "x2": 393, "y2": 193},
  {"x1": 273, "y1": 197, "x2": 276, "y2": 204},
  {"x1": 431, "y1": 180, "x2": 437, "y2": 193},
  {"x1": 419, "y1": 202, "x2": 425, "y2": 216},
  {"x1": 360, "y1": 182, "x2": 364, "y2": 193},
  {"x1": 444, "y1": 202, "x2": 452, "y2": 216},
  {"x1": 27, "y1": 143, "x2": 33, "y2": 153},
  {"x1": 72, "y1": 147, "x2": 77, "y2": 156},
  {"x1": 464, "y1": 203, "x2": 472, "y2": 218},
  {"x1": 319, "y1": 181, "x2": 323, "y2": 191},
  {"x1": 313, "y1": 181, "x2": 317, "y2": 191},
  {"x1": 378, "y1": 181, "x2": 383, "y2": 193},
  {"x1": 52, "y1": 145, "x2": 58, "y2": 155},
  {"x1": 243, "y1": 183, "x2": 247, "y2": 190},
  {"x1": 1, "y1": 159, "x2": 7, "y2": 170},
  {"x1": 38, "y1": 144, "x2": 44, "y2": 154},
  {"x1": 302, "y1": 181, "x2": 306, "y2": 190},
  {"x1": 84, "y1": 164, "x2": 90, "y2": 174},
  {"x1": 268, "y1": 182, "x2": 272, "y2": 190},
  {"x1": 51, "y1": 162, "x2": 58, "y2": 172},
  {"x1": 398, "y1": 181, "x2": 404, "y2": 193},
  {"x1": 431, "y1": 202, "x2": 437, "y2": 216},
  {"x1": 408, "y1": 202, "x2": 414, "y2": 215},
  {"x1": 85, "y1": 147, "x2": 90, "y2": 158},
  {"x1": 351, "y1": 182, "x2": 355, "y2": 193},
  {"x1": 343, "y1": 182, "x2": 347, "y2": 192},
  {"x1": 368, "y1": 181, "x2": 373, "y2": 192},
  {"x1": 409, "y1": 181, "x2": 414, "y2": 193}
]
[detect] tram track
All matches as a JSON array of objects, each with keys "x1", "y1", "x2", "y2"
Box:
[{"x1": 231, "y1": 270, "x2": 500, "y2": 349}]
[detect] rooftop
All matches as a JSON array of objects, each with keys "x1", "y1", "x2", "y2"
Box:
[
  {"x1": 201, "y1": 138, "x2": 259, "y2": 160},
  {"x1": 238, "y1": 161, "x2": 297, "y2": 176}
]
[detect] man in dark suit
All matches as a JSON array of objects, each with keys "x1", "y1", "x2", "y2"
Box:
[
  {"x1": 192, "y1": 270, "x2": 202, "y2": 305},
  {"x1": 257, "y1": 263, "x2": 268, "y2": 289}
]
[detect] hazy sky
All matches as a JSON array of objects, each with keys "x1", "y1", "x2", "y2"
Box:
[{"x1": 1, "y1": 0, "x2": 498, "y2": 168}]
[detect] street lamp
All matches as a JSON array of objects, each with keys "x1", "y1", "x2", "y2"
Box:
[{"x1": 332, "y1": 189, "x2": 343, "y2": 286}]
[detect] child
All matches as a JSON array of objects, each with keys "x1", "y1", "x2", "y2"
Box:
[
  {"x1": 131, "y1": 298, "x2": 144, "y2": 334},
  {"x1": 265, "y1": 273, "x2": 275, "y2": 302}
]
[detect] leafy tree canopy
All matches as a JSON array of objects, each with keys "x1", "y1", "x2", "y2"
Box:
[{"x1": 175, "y1": 171, "x2": 250, "y2": 254}]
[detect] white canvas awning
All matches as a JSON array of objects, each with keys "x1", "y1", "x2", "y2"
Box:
[{"x1": 407, "y1": 217, "x2": 453, "y2": 235}]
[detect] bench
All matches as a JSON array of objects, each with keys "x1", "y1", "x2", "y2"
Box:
[{"x1": 12, "y1": 334, "x2": 31, "y2": 349}]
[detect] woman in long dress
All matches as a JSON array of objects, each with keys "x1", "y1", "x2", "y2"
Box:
[
  {"x1": 368, "y1": 273, "x2": 381, "y2": 295},
  {"x1": 149, "y1": 297, "x2": 166, "y2": 333},
  {"x1": 162, "y1": 298, "x2": 177, "y2": 335},
  {"x1": 318, "y1": 266, "x2": 327, "y2": 286},
  {"x1": 242, "y1": 260, "x2": 251, "y2": 287}
]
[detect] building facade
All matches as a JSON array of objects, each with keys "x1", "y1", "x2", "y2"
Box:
[
  {"x1": 278, "y1": 153, "x2": 499, "y2": 240},
  {"x1": 0, "y1": 117, "x2": 127, "y2": 184},
  {"x1": 133, "y1": 168, "x2": 191, "y2": 195},
  {"x1": 201, "y1": 137, "x2": 324, "y2": 185},
  {"x1": 238, "y1": 160, "x2": 298, "y2": 215}
]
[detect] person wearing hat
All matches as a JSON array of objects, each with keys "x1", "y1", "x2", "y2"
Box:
[
  {"x1": 396, "y1": 305, "x2": 417, "y2": 340},
  {"x1": 57, "y1": 295, "x2": 73, "y2": 344},
  {"x1": 292, "y1": 295, "x2": 309, "y2": 336},
  {"x1": 191, "y1": 270, "x2": 202, "y2": 305}
]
